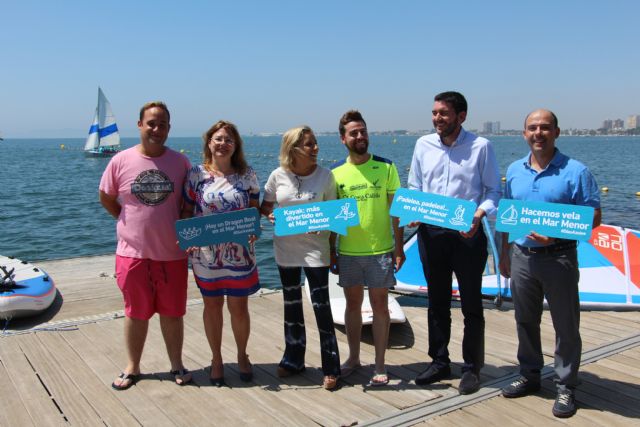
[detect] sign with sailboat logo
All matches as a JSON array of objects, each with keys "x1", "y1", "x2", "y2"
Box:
[{"x1": 496, "y1": 199, "x2": 595, "y2": 242}]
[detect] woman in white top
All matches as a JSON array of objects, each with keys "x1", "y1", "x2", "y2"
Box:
[{"x1": 261, "y1": 126, "x2": 340, "y2": 390}]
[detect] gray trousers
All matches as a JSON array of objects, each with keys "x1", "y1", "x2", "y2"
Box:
[{"x1": 510, "y1": 245, "x2": 581, "y2": 391}]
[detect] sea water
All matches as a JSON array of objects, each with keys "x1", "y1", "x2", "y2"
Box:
[{"x1": 1, "y1": 135, "x2": 638, "y2": 288}]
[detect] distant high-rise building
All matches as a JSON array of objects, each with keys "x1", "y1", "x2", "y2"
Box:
[
  {"x1": 613, "y1": 119, "x2": 624, "y2": 129},
  {"x1": 628, "y1": 115, "x2": 640, "y2": 129},
  {"x1": 482, "y1": 121, "x2": 501, "y2": 134},
  {"x1": 602, "y1": 119, "x2": 613, "y2": 130}
]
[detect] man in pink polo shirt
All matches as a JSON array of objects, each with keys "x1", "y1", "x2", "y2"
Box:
[{"x1": 99, "y1": 101, "x2": 192, "y2": 390}]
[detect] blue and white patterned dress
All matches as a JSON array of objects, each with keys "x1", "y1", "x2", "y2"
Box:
[{"x1": 184, "y1": 164, "x2": 260, "y2": 297}]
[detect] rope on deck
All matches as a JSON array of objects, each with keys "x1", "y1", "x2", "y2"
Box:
[{"x1": 0, "y1": 288, "x2": 281, "y2": 337}]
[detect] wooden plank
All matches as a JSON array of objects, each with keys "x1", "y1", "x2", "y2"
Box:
[
  {"x1": 477, "y1": 398, "x2": 544, "y2": 426},
  {"x1": 495, "y1": 391, "x2": 578, "y2": 425},
  {"x1": 0, "y1": 353, "x2": 37, "y2": 427},
  {"x1": 179, "y1": 308, "x2": 316, "y2": 427},
  {"x1": 259, "y1": 291, "x2": 443, "y2": 411},
  {"x1": 248, "y1": 293, "x2": 402, "y2": 425},
  {"x1": 37, "y1": 330, "x2": 144, "y2": 427},
  {"x1": 16, "y1": 333, "x2": 105, "y2": 426},
  {"x1": 577, "y1": 381, "x2": 640, "y2": 417},
  {"x1": 581, "y1": 363, "x2": 640, "y2": 398},
  {"x1": 0, "y1": 336, "x2": 66, "y2": 426},
  {"x1": 229, "y1": 300, "x2": 381, "y2": 426},
  {"x1": 91, "y1": 317, "x2": 240, "y2": 427},
  {"x1": 4, "y1": 255, "x2": 640, "y2": 426},
  {"x1": 69, "y1": 323, "x2": 177, "y2": 426},
  {"x1": 596, "y1": 357, "x2": 640, "y2": 379},
  {"x1": 78, "y1": 321, "x2": 194, "y2": 426},
  {"x1": 435, "y1": 408, "x2": 489, "y2": 427}
]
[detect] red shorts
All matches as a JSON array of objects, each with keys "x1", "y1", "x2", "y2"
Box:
[{"x1": 115, "y1": 256, "x2": 188, "y2": 320}]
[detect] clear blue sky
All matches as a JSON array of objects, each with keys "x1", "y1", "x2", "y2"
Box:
[{"x1": 2, "y1": 0, "x2": 639, "y2": 137}]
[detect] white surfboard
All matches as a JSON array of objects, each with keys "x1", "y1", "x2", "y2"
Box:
[{"x1": 305, "y1": 272, "x2": 406, "y2": 325}]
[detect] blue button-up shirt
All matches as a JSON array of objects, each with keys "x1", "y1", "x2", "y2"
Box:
[
  {"x1": 407, "y1": 128, "x2": 502, "y2": 216},
  {"x1": 505, "y1": 149, "x2": 600, "y2": 247}
]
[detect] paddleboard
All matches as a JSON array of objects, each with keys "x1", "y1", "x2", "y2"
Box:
[
  {"x1": 0, "y1": 255, "x2": 56, "y2": 319},
  {"x1": 305, "y1": 272, "x2": 406, "y2": 325}
]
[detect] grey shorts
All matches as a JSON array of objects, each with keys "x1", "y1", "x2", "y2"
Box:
[{"x1": 338, "y1": 252, "x2": 396, "y2": 289}]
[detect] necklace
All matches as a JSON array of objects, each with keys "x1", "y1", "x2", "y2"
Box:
[{"x1": 206, "y1": 164, "x2": 234, "y2": 177}]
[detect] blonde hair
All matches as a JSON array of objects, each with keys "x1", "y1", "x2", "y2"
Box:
[
  {"x1": 202, "y1": 120, "x2": 248, "y2": 175},
  {"x1": 279, "y1": 126, "x2": 313, "y2": 171}
]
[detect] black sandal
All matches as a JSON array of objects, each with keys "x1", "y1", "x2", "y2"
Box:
[{"x1": 111, "y1": 372, "x2": 140, "y2": 390}]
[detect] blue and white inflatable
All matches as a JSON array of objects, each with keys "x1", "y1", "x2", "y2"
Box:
[{"x1": 0, "y1": 255, "x2": 56, "y2": 319}]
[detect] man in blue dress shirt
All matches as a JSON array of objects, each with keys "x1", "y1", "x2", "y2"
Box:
[
  {"x1": 408, "y1": 91, "x2": 501, "y2": 394},
  {"x1": 499, "y1": 109, "x2": 601, "y2": 418}
]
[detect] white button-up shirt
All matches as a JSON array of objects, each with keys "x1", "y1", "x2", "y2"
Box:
[{"x1": 407, "y1": 128, "x2": 501, "y2": 216}]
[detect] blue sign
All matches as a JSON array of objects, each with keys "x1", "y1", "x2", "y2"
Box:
[
  {"x1": 175, "y1": 208, "x2": 261, "y2": 250},
  {"x1": 274, "y1": 198, "x2": 360, "y2": 236},
  {"x1": 496, "y1": 199, "x2": 594, "y2": 242},
  {"x1": 390, "y1": 188, "x2": 477, "y2": 232}
]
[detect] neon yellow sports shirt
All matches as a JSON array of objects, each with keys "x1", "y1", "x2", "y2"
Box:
[{"x1": 331, "y1": 154, "x2": 400, "y2": 256}]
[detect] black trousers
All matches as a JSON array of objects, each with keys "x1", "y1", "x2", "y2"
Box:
[
  {"x1": 277, "y1": 266, "x2": 340, "y2": 376},
  {"x1": 416, "y1": 224, "x2": 487, "y2": 373}
]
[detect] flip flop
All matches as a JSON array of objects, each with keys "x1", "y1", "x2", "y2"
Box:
[
  {"x1": 170, "y1": 368, "x2": 192, "y2": 386},
  {"x1": 340, "y1": 363, "x2": 361, "y2": 379},
  {"x1": 368, "y1": 372, "x2": 389, "y2": 387},
  {"x1": 111, "y1": 372, "x2": 140, "y2": 390}
]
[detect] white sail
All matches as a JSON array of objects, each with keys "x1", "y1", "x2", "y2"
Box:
[
  {"x1": 84, "y1": 110, "x2": 100, "y2": 150},
  {"x1": 84, "y1": 88, "x2": 120, "y2": 153}
]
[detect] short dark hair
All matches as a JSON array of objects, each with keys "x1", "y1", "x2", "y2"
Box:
[
  {"x1": 339, "y1": 110, "x2": 367, "y2": 136},
  {"x1": 524, "y1": 109, "x2": 559, "y2": 129},
  {"x1": 139, "y1": 101, "x2": 171, "y2": 122},
  {"x1": 434, "y1": 91, "x2": 467, "y2": 114}
]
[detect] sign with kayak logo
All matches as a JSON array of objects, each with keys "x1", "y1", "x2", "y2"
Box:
[{"x1": 274, "y1": 198, "x2": 359, "y2": 236}]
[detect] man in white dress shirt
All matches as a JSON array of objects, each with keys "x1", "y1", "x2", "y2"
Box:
[{"x1": 408, "y1": 91, "x2": 501, "y2": 394}]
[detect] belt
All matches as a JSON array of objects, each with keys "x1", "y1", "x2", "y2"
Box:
[
  {"x1": 422, "y1": 223, "x2": 483, "y2": 233},
  {"x1": 516, "y1": 241, "x2": 577, "y2": 255}
]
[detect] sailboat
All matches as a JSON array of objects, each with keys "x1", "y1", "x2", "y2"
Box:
[{"x1": 84, "y1": 88, "x2": 120, "y2": 157}]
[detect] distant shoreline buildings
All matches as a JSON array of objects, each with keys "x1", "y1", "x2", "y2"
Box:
[
  {"x1": 473, "y1": 114, "x2": 640, "y2": 137},
  {"x1": 302, "y1": 115, "x2": 640, "y2": 137}
]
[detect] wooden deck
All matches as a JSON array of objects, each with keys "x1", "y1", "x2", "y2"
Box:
[{"x1": 1, "y1": 255, "x2": 639, "y2": 426}]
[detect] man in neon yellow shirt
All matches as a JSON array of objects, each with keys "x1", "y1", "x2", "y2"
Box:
[{"x1": 330, "y1": 110, "x2": 405, "y2": 386}]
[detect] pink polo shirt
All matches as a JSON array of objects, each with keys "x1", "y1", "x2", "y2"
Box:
[{"x1": 99, "y1": 146, "x2": 191, "y2": 261}]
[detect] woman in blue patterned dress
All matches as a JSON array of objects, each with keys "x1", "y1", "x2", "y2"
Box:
[{"x1": 182, "y1": 120, "x2": 260, "y2": 386}]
